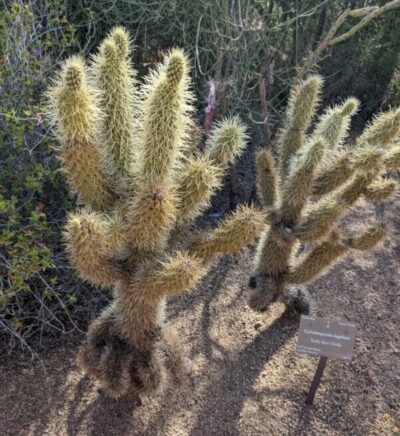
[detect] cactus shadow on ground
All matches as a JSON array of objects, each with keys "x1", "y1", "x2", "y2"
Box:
[{"x1": 0, "y1": 197, "x2": 399, "y2": 435}]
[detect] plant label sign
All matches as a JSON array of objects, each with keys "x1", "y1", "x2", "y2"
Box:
[{"x1": 297, "y1": 315, "x2": 356, "y2": 361}]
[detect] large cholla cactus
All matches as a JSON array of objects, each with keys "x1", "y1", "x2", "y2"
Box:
[
  {"x1": 48, "y1": 27, "x2": 264, "y2": 398},
  {"x1": 249, "y1": 75, "x2": 400, "y2": 314}
]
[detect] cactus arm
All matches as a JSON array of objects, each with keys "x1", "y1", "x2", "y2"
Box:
[
  {"x1": 280, "y1": 139, "x2": 325, "y2": 223},
  {"x1": 48, "y1": 56, "x2": 114, "y2": 211},
  {"x1": 279, "y1": 76, "x2": 323, "y2": 174},
  {"x1": 313, "y1": 140, "x2": 387, "y2": 199},
  {"x1": 356, "y1": 108, "x2": 400, "y2": 148},
  {"x1": 312, "y1": 98, "x2": 359, "y2": 150},
  {"x1": 92, "y1": 27, "x2": 139, "y2": 178},
  {"x1": 287, "y1": 233, "x2": 347, "y2": 285},
  {"x1": 294, "y1": 200, "x2": 345, "y2": 242},
  {"x1": 126, "y1": 181, "x2": 176, "y2": 252},
  {"x1": 125, "y1": 51, "x2": 193, "y2": 252},
  {"x1": 364, "y1": 179, "x2": 398, "y2": 201},
  {"x1": 338, "y1": 172, "x2": 377, "y2": 205},
  {"x1": 136, "y1": 49, "x2": 193, "y2": 183},
  {"x1": 346, "y1": 225, "x2": 386, "y2": 250},
  {"x1": 350, "y1": 146, "x2": 383, "y2": 172},
  {"x1": 64, "y1": 210, "x2": 126, "y2": 287},
  {"x1": 205, "y1": 116, "x2": 248, "y2": 167},
  {"x1": 175, "y1": 158, "x2": 222, "y2": 224},
  {"x1": 256, "y1": 148, "x2": 279, "y2": 208},
  {"x1": 288, "y1": 224, "x2": 386, "y2": 285},
  {"x1": 297, "y1": 175, "x2": 395, "y2": 243},
  {"x1": 190, "y1": 205, "x2": 265, "y2": 261},
  {"x1": 383, "y1": 144, "x2": 400, "y2": 169},
  {"x1": 132, "y1": 251, "x2": 206, "y2": 298},
  {"x1": 312, "y1": 150, "x2": 354, "y2": 196},
  {"x1": 175, "y1": 116, "x2": 248, "y2": 224}
]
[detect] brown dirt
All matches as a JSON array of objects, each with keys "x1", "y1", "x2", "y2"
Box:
[{"x1": 1, "y1": 200, "x2": 399, "y2": 436}]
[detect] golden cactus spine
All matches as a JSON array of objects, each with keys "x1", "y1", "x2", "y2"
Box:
[
  {"x1": 250, "y1": 76, "x2": 400, "y2": 314},
  {"x1": 48, "y1": 27, "x2": 264, "y2": 399}
]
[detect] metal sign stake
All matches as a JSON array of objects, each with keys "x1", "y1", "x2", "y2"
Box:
[{"x1": 305, "y1": 355, "x2": 328, "y2": 405}]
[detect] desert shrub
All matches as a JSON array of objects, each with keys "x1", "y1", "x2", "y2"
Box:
[
  {"x1": 319, "y1": 0, "x2": 400, "y2": 116},
  {"x1": 0, "y1": 1, "x2": 108, "y2": 355}
]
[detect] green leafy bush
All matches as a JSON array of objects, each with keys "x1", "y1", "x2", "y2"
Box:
[{"x1": 0, "y1": 1, "x2": 108, "y2": 354}]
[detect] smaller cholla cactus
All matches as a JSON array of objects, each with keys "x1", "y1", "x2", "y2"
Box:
[
  {"x1": 249, "y1": 75, "x2": 400, "y2": 314},
  {"x1": 48, "y1": 27, "x2": 264, "y2": 398}
]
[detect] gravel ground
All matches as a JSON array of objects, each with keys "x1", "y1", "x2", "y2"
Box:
[{"x1": 1, "y1": 200, "x2": 399, "y2": 436}]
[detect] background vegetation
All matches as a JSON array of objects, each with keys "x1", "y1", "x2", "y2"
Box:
[{"x1": 1, "y1": 0, "x2": 399, "y2": 356}]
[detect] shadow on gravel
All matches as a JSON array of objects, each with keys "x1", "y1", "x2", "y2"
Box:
[{"x1": 187, "y1": 315, "x2": 297, "y2": 436}]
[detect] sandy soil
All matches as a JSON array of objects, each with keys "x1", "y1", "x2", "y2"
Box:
[{"x1": 1, "y1": 200, "x2": 399, "y2": 436}]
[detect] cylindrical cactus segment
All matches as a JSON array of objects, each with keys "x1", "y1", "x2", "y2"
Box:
[
  {"x1": 134, "y1": 251, "x2": 206, "y2": 297},
  {"x1": 175, "y1": 158, "x2": 222, "y2": 223},
  {"x1": 312, "y1": 98, "x2": 359, "y2": 149},
  {"x1": 48, "y1": 56, "x2": 114, "y2": 211},
  {"x1": 59, "y1": 140, "x2": 115, "y2": 211},
  {"x1": 205, "y1": 117, "x2": 248, "y2": 167},
  {"x1": 110, "y1": 26, "x2": 131, "y2": 58},
  {"x1": 341, "y1": 98, "x2": 360, "y2": 117},
  {"x1": 126, "y1": 181, "x2": 177, "y2": 252},
  {"x1": 290, "y1": 76, "x2": 323, "y2": 131},
  {"x1": 350, "y1": 146, "x2": 383, "y2": 172},
  {"x1": 64, "y1": 210, "x2": 122, "y2": 286},
  {"x1": 288, "y1": 234, "x2": 347, "y2": 285},
  {"x1": 338, "y1": 173, "x2": 376, "y2": 205},
  {"x1": 364, "y1": 179, "x2": 398, "y2": 201},
  {"x1": 383, "y1": 145, "x2": 400, "y2": 169},
  {"x1": 138, "y1": 49, "x2": 192, "y2": 183},
  {"x1": 92, "y1": 31, "x2": 138, "y2": 178},
  {"x1": 192, "y1": 205, "x2": 265, "y2": 261},
  {"x1": 313, "y1": 151, "x2": 354, "y2": 196},
  {"x1": 280, "y1": 139, "x2": 325, "y2": 222},
  {"x1": 295, "y1": 200, "x2": 345, "y2": 242},
  {"x1": 50, "y1": 56, "x2": 98, "y2": 141},
  {"x1": 108, "y1": 206, "x2": 129, "y2": 251},
  {"x1": 279, "y1": 75, "x2": 323, "y2": 173},
  {"x1": 346, "y1": 225, "x2": 386, "y2": 250},
  {"x1": 165, "y1": 51, "x2": 186, "y2": 86},
  {"x1": 356, "y1": 108, "x2": 400, "y2": 148},
  {"x1": 256, "y1": 149, "x2": 279, "y2": 208}
]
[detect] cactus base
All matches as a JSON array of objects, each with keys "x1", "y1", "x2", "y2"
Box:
[
  {"x1": 283, "y1": 286, "x2": 312, "y2": 316},
  {"x1": 248, "y1": 290, "x2": 275, "y2": 312},
  {"x1": 78, "y1": 306, "x2": 190, "y2": 398},
  {"x1": 248, "y1": 275, "x2": 257, "y2": 289}
]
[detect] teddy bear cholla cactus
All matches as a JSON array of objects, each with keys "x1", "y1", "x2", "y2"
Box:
[
  {"x1": 49, "y1": 27, "x2": 264, "y2": 398},
  {"x1": 249, "y1": 75, "x2": 400, "y2": 314}
]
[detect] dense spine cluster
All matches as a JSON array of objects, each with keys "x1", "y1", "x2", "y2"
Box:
[
  {"x1": 49, "y1": 27, "x2": 264, "y2": 398},
  {"x1": 250, "y1": 76, "x2": 400, "y2": 314}
]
